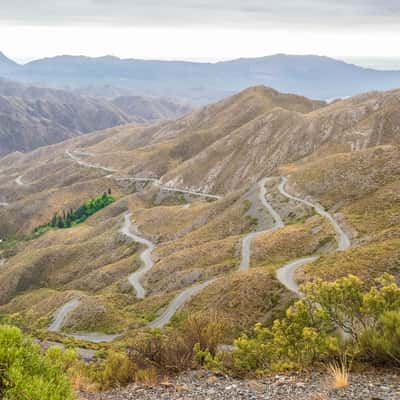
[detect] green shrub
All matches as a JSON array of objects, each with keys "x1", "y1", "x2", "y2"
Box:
[
  {"x1": 88, "y1": 350, "x2": 136, "y2": 390},
  {"x1": 213, "y1": 273, "x2": 400, "y2": 376},
  {"x1": 0, "y1": 325, "x2": 73, "y2": 400},
  {"x1": 230, "y1": 301, "x2": 338, "y2": 375}
]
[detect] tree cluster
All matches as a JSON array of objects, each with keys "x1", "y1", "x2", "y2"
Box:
[{"x1": 33, "y1": 190, "x2": 114, "y2": 233}]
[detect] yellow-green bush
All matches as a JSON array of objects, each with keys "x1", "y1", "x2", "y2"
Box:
[
  {"x1": 88, "y1": 350, "x2": 137, "y2": 390},
  {"x1": 205, "y1": 273, "x2": 400, "y2": 376},
  {"x1": 0, "y1": 325, "x2": 74, "y2": 400}
]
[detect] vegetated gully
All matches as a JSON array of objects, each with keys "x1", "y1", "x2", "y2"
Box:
[{"x1": 49, "y1": 150, "x2": 350, "y2": 342}]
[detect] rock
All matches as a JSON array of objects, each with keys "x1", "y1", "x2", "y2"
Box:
[{"x1": 80, "y1": 370, "x2": 400, "y2": 400}]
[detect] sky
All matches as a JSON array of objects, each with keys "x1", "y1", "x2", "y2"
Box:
[{"x1": 0, "y1": 1, "x2": 400, "y2": 66}]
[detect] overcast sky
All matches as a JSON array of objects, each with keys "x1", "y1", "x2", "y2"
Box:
[{"x1": 0, "y1": 1, "x2": 399, "y2": 64}]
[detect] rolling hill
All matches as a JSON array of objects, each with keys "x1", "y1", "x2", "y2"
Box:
[{"x1": 0, "y1": 85, "x2": 398, "y2": 356}]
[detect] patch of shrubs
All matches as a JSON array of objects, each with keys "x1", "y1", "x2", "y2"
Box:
[
  {"x1": 197, "y1": 273, "x2": 400, "y2": 376},
  {"x1": 87, "y1": 312, "x2": 229, "y2": 389},
  {"x1": 0, "y1": 325, "x2": 74, "y2": 399}
]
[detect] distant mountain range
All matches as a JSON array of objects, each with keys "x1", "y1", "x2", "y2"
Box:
[{"x1": 2, "y1": 52, "x2": 400, "y2": 104}]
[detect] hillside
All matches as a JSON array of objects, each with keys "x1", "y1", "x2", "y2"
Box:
[
  {"x1": 0, "y1": 86, "x2": 398, "y2": 396},
  {"x1": 0, "y1": 78, "x2": 193, "y2": 156},
  {"x1": 112, "y1": 96, "x2": 192, "y2": 124},
  {"x1": 0, "y1": 78, "x2": 129, "y2": 156},
  {"x1": 2, "y1": 52, "x2": 400, "y2": 103},
  {"x1": 30, "y1": 85, "x2": 397, "y2": 196}
]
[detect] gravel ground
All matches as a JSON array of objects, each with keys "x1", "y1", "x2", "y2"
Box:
[{"x1": 80, "y1": 369, "x2": 400, "y2": 400}]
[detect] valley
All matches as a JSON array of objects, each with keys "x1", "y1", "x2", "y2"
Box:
[{"x1": 0, "y1": 84, "x2": 398, "y2": 398}]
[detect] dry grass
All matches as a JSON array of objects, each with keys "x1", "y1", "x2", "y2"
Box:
[
  {"x1": 286, "y1": 145, "x2": 400, "y2": 209},
  {"x1": 327, "y1": 359, "x2": 350, "y2": 389},
  {"x1": 308, "y1": 394, "x2": 329, "y2": 400},
  {"x1": 251, "y1": 217, "x2": 335, "y2": 269},
  {"x1": 300, "y1": 238, "x2": 400, "y2": 284},
  {"x1": 178, "y1": 268, "x2": 293, "y2": 334},
  {"x1": 134, "y1": 201, "x2": 215, "y2": 241}
]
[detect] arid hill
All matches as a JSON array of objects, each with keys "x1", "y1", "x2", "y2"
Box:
[
  {"x1": 112, "y1": 96, "x2": 192, "y2": 124},
  {"x1": 0, "y1": 85, "x2": 398, "y2": 344},
  {"x1": 0, "y1": 78, "x2": 193, "y2": 156}
]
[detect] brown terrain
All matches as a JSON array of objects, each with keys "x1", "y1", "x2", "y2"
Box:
[
  {"x1": 0, "y1": 85, "x2": 398, "y2": 367},
  {"x1": 0, "y1": 78, "x2": 193, "y2": 156}
]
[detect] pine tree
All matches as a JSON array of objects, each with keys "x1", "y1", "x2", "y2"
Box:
[{"x1": 51, "y1": 213, "x2": 58, "y2": 228}]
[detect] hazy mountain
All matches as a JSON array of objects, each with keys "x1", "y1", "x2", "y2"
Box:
[
  {"x1": 0, "y1": 78, "x2": 193, "y2": 155},
  {"x1": 2, "y1": 53, "x2": 400, "y2": 103},
  {"x1": 112, "y1": 96, "x2": 192, "y2": 124},
  {"x1": 0, "y1": 52, "x2": 19, "y2": 74},
  {"x1": 0, "y1": 97, "x2": 129, "y2": 157}
]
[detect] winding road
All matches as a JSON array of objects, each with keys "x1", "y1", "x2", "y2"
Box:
[
  {"x1": 121, "y1": 213, "x2": 155, "y2": 299},
  {"x1": 48, "y1": 297, "x2": 121, "y2": 343},
  {"x1": 278, "y1": 177, "x2": 350, "y2": 251},
  {"x1": 66, "y1": 149, "x2": 221, "y2": 200},
  {"x1": 48, "y1": 166, "x2": 351, "y2": 339},
  {"x1": 149, "y1": 177, "x2": 284, "y2": 328},
  {"x1": 47, "y1": 212, "x2": 156, "y2": 342},
  {"x1": 49, "y1": 176, "x2": 286, "y2": 335},
  {"x1": 239, "y1": 177, "x2": 284, "y2": 270},
  {"x1": 276, "y1": 177, "x2": 351, "y2": 295},
  {"x1": 147, "y1": 280, "x2": 216, "y2": 329}
]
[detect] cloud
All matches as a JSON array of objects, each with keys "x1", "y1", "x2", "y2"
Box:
[
  {"x1": 0, "y1": 1, "x2": 399, "y2": 62},
  {"x1": 0, "y1": 0, "x2": 399, "y2": 29}
]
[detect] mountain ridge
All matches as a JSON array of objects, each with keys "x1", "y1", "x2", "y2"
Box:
[
  {"x1": 2, "y1": 52, "x2": 400, "y2": 103},
  {"x1": 0, "y1": 78, "x2": 193, "y2": 156}
]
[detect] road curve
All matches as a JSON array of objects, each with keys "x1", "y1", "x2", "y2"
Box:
[
  {"x1": 258, "y1": 177, "x2": 284, "y2": 229},
  {"x1": 48, "y1": 298, "x2": 81, "y2": 332},
  {"x1": 276, "y1": 176, "x2": 351, "y2": 295},
  {"x1": 121, "y1": 213, "x2": 155, "y2": 299},
  {"x1": 239, "y1": 177, "x2": 284, "y2": 270},
  {"x1": 48, "y1": 297, "x2": 122, "y2": 343},
  {"x1": 147, "y1": 280, "x2": 216, "y2": 329},
  {"x1": 276, "y1": 256, "x2": 319, "y2": 296},
  {"x1": 278, "y1": 177, "x2": 350, "y2": 251},
  {"x1": 66, "y1": 150, "x2": 117, "y2": 173},
  {"x1": 15, "y1": 176, "x2": 25, "y2": 186}
]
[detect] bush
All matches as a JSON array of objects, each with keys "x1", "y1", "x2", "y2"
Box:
[
  {"x1": 120, "y1": 313, "x2": 228, "y2": 381},
  {"x1": 303, "y1": 273, "x2": 400, "y2": 365},
  {"x1": 0, "y1": 325, "x2": 74, "y2": 400},
  {"x1": 89, "y1": 350, "x2": 137, "y2": 390},
  {"x1": 210, "y1": 273, "x2": 400, "y2": 376},
  {"x1": 230, "y1": 301, "x2": 338, "y2": 376}
]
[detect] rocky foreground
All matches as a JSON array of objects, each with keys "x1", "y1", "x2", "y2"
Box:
[{"x1": 81, "y1": 370, "x2": 400, "y2": 400}]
